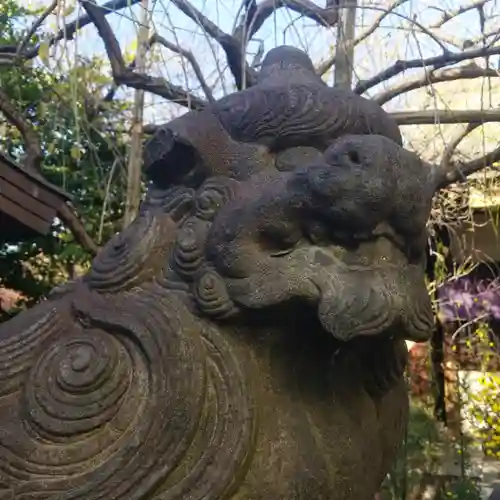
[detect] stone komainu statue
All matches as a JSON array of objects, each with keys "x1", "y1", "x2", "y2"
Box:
[{"x1": 0, "y1": 46, "x2": 440, "y2": 499}]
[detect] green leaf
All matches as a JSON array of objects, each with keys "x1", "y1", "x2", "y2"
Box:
[
  {"x1": 63, "y1": 2, "x2": 75, "y2": 16},
  {"x1": 128, "y1": 38, "x2": 138, "y2": 54},
  {"x1": 38, "y1": 39, "x2": 50, "y2": 66},
  {"x1": 70, "y1": 146, "x2": 81, "y2": 160}
]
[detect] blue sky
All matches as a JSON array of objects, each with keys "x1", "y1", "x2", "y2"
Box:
[{"x1": 18, "y1": 0, "x2": 499, "y2": 123}]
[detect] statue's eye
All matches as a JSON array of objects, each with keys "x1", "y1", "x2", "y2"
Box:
[
  {"x1": 303, "y1": 220, "x2": 331, "y2": 246},
  {"x1": 269, "y1": 242, "x2": 298, "y2": 257},
  {"x1": 258, "y1": 225, "x2": 300, "y2": 257}
]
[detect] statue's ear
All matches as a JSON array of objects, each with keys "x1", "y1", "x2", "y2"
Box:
[{"x1": 143, "y1": 127, "x2": 205, "y2": 189}]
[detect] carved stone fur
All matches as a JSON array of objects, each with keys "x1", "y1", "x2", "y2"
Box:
[{"x1": 0, "y1": 46, "x2": 438, "y2": 500}]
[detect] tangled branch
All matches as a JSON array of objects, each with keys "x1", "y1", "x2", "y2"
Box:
[
  {"x1": 355, "y1": 43, "x2": 500, "y2": 96},
  {"x1": 77, "y1": 0, "x2": 207, "y2": 109},
  {"x1": 148, "y1": 33, "x2": 215, "y2": 103},
  {"x1": 429, "y1": 0, "x2": 491, "y2": 29},
  {"x1": 374, "y1": 64, "x2": 500, "y2": 105},
  {"x1": 0, "y1": 89, "x2": 42, "y2": 171},
  {"x1": 317, "y1": 0, "x2": 407, "y2": 76},
  {"x1": 170, "y1": 0, "x2": 256, "y2": 90},
  {"x1": 437, "y1": 143, "x2": 500, "y2": 190},
  {"x1": 234, "y1": 0, "x2": 339, "y2": 49},
  {"x1": 392, "y1": 109, "x2": 500, "y2": 125}
]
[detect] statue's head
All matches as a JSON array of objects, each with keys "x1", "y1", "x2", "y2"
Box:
[
  {"x1": 118, "y1": 135, "x2": 435, "y2": 347},
  {"x1": 128, "y1": 46, "x2": 436, "y2": 345},
  {"x1": 201, "y1": 135, "x2": 435, "y2": 342}
]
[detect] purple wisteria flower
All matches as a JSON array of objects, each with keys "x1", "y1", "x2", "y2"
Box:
[{"x1": 437, "y1": 276, "x2": 500, "y2": 323}]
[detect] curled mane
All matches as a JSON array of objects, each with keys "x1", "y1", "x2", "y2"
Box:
[
  {"x1": 0, "y1": 176, "x2": 258, "y2": 499},
  {"x1": 80, "y1": 176, "x2": 242, "y2": 321}
]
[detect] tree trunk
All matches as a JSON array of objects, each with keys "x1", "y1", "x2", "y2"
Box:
[
  {"x1": 427, "y1": 226, "x2": 453, "y2": 425},
  {"x1": 334, "y1": 0, "x2": 357, "y2": 89},
  {"x1": 123, "y1": 0, "x2": 149, "y2": 228}
]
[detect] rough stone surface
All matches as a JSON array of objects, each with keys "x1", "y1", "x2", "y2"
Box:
[{"x1": 0, "y1": 46, "x2": 437, "y2": 499}]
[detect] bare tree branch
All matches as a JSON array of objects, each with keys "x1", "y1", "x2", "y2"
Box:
[
  {"x1": 437, "y1": 144, "x2": 500, "y2": 190},
  {"x1": 456, "y1": 145, "x2": 500, "y2": 179},
  {"x1": 15, "y1": 0, "x2": 59, "y2": 60},
  {"x1": 77, "y1": 0, "x2": 207, "y2": 109},
  {"x1": 374, "y1": 64, "x2": 500, "y2": 105},
  {"x1": 392, "y1": 108, "x2": 500, "y2": 125},
  {"x1": 317, "y1": 0, "x2": 407, "y2": 76},
  {"x1": 440, "y1": 123, "x2": 481, "y2": 170},
  {"x1": 250, "y1": 39, "x2": 265, "y2": 68},
  {"x1": 0, "y1": 0, "x2": 142, "y2": 63},
  {"x1": 234, "y1": 0, "x2": 339, "y2": 50},
  {"x1": 0, "y1": 89, "x2": 42, "y2": 171},
  {"x1": 429, "y1": 0, "x2": 491, "y2": 29},
  {"x1": 169, "y1": 0, "x2": 256, "y2": 90},
  {"x1": 56, "y1": 0, "x2": 140, "y2": 43},
  {"x1": 57, "y1": 202, "x2": 100, "y2": 256},
  {"x1": 389, "y1": 13, "x2": 452, "y2": 54},
  {"x1": 149, "y1": 33, "x2": 215, "y2": 103},
  {"x1": 87, "y1": 44, "x2": 150, "y2": 118},
  {"x1": 355, "y1": 43, "x2": 500, "y2": 95},
  {"x1": 379, "y1": 22, "x2": 499, "y2": 52}
]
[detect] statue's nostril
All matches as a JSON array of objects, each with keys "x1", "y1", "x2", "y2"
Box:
[{"x1": 346, "y1": 150, "x2": 361, "y2": 165}]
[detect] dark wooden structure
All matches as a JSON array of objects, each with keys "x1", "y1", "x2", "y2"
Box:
[{"x1": 0, "y1": 152, "x2": 70, "y2": 243}]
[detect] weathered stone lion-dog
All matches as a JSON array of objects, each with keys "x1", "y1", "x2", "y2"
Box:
[{"x1": 0, "y1": 46, "x2": 440, "y2": 499}]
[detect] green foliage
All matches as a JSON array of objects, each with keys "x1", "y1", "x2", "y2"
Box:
[
  {"x1": 0, "y1": 1, "x2": 137, "y2": 318},
  {"x1": 383, "y1": 401, "x2": 444, "y2": 499},
  {"x1": 462, "y1": 322, "x2": 500, "y2": 460},
  {"x1": 383, "y1": 398, "x2": 482, "y2": 500},
  {"x1": 443, "y1": 478, "x2": 482, "y2": 500}
]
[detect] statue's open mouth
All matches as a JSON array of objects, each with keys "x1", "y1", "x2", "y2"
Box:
[
  {"x1": 310, "y1": 237, "x2": 434, "y2": 343},
  {"x1": 221, "y1": 228, "x2": 434, "y2": 344}
]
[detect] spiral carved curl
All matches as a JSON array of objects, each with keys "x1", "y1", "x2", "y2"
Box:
[
  {"x1": 193, "y1": 268, "x2": 238, "y2": 319},
  {"x1": 194, "y1": 177, "x2": 239, "y2": 222},
  {"x1": 171, "y1": 217, "x2": 210, "y2": 280},
  {"x1": 141, "y1": 185, "x2": 195, "y2": 222},
  {"x1": 0, "y1": 284, "x2": 255, "y2": 499},
  {"x1": 0, "y1": 302, "x2": 66, "y2": 398},
  {"x1": 88, "y1": 211, "x2": 176, "y2": 294},
  {"x1": 24, "y1": 329, "x2": 130, "y2": 440},
  {"x1": 154, "y1": 177, "x2": 240, "y2": 315}
]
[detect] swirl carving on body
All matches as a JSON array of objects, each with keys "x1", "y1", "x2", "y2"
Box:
[{"x1": 0, "y1": 286, "x2": 255, "y2": 499}]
